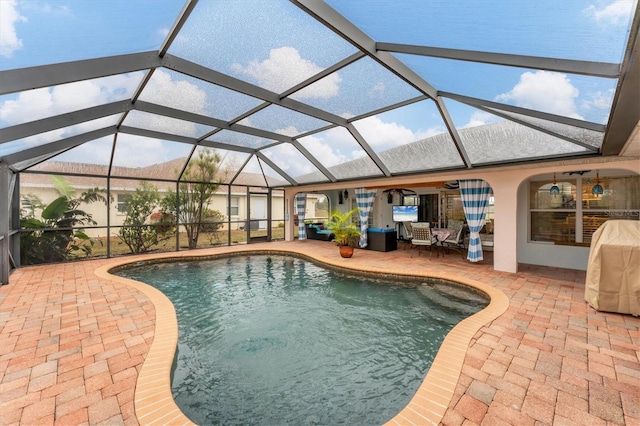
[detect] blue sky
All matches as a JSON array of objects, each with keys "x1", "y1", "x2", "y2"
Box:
[{"x1": 0, "y1": 0, "x2": 637, "y2": 177}]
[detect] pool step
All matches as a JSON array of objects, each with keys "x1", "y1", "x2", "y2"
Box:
[{"x1": 417, "y1": 283, "x2": 487, "y2": 318}]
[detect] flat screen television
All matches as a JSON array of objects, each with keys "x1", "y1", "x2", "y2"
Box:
[{"x1": 392, "y1": 205, "x2": 418, "y2": 222}]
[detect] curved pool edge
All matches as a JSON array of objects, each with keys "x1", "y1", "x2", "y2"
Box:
[
  {"x1": 95, "y1": 257, "x2": 193, "y2": 426},
  {"x1": 95, "y1": 244, "x2": 509, "y2": 426}
]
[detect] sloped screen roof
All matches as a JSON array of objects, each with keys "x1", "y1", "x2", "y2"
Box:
[{"x1": 1, "y1": 0, "x2": 638, "y2": 187}]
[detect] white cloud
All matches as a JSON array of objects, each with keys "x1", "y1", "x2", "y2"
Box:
[
  {"x1": 237, "y1": 117, "x2": 254, "y2": 127},
  {"x1": 495, "y1": 71, "x2": 584, "y2": 119},
  {"x1": 0, "y1": 0, "x2": 26, "y2": 58},
  {"x1": 580, "y1": 89, "x2": 615, "y2": 110},
  {"x1": 125, "y1": 111, "x2": 199, "y2": 138},
  {"x1": 354, "y1": 115, "x2": 445, "y2": 151},
  {"x1": 579, "y1": 89, "x2": 615, "y2": 123},
  {"x1": 142, "y1": 69, "x2": 207, "y2": 115},
  {"x1": 273, "y1": 125, "x2": 300, "y2": 137},
  {"x1": 350, "y1": 149, "x2": 368, "y2": 160},
  {"x1": 23, "y1": 2, "x2": 74, "y2": 17},
  {"x1": 299, "y1": 129, "x2": 355, "y2": 167},
  {"x1": 157, "y1": 27, "x2": 188, "y2": 44},
  {"x1": 261, "y1": 143, "x2": 315, "y2": 177},
  {"x1": 52, "y1": 136, "x2": 115, "y2": 165},
  {"x1": 463, "y1": 111, "x2": 498, "y2": 129},
  {"x1": 368, "y1": 82, "x2": 386, "y2": 99},
  {"x1": 584, "y1": 0, "x2": 635, "y2": 26},
  {"x1": 56, "y1": 133, "x2": 191, "y2": 169},
  {"x1": 111, "y1": 134, "x2": 171, "y2": 168},
  {"x1": 232, "y1": 46, "x2": 341, "y2": 97},
  {"x1": 219, "y1": 151, "x2": 248, "y2": 173},
  {"x1": 0, "y1": 73, "x2": 141, "y2": 125},
  {"x1": 298, "y1": 117, "x2": 446, "y2": 167}
]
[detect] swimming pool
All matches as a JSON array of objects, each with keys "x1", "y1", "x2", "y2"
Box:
[{"x1": 117, "y1": 254, "x2": 488, "y2": 425}]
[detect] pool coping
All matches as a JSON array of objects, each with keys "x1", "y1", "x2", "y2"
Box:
[{"x1": 95, "y1": 245, "x2": 509, "y2": 426}]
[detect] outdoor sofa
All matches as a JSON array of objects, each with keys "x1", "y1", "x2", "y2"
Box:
[{"x1": 305, "y1": 223, "x2": 335, "y2": 241}]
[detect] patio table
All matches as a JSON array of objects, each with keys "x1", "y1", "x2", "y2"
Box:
[
  {"x1": 432, "y1": 228, "x2": 452, "y2": 242},
  {"x1": 431, "y1": 228, "x2": 452, "y2": 257}
]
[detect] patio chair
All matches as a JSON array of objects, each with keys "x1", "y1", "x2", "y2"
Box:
[
  {"x1": 443, "y1": 224, "x2": 468, "y2": 258},
  {"x1": 410, "y1": 222, "x2": 437, "y2": 259},
  {"x1": 447, "y1": 219, "x2": 464, "y2": 232},
  {"x1": 402, "y1": 221, "x2": 413, "y2": 249}
]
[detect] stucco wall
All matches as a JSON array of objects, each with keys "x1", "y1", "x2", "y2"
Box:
[
  {"x1": 285, "y1": 157, "x2": 640, "y2": 273},
  {"x1": 19, "y1": 184, "x2": 285, "y2": 237}
]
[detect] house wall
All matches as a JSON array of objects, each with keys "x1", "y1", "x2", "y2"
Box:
[
  {"x1": 285, "y1": 157, "x2": 640, "y2": 274},
  {"x1": 18, "y1": 183, "x2": 285, "y2": 237}
]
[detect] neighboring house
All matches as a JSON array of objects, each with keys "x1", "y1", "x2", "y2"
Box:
[{"x1": 18, "y1": 159, "x2": 290, "y2": 237}]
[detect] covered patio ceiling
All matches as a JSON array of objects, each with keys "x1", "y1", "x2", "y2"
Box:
[{"x1": 1, "y1": 0, "x2": 639, "y2": 188}]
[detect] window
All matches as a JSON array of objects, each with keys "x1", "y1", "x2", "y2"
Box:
[
  {"x1": 530, "y1": 178, "x2": 576, "y2": 243},
  {"x1": 312, "y1": 194, "x2": 329, "y2": 221},
  {"x1": 443, "y1": 192, "x2": 465, "y2": 223},
  {"x1": 116, "y1": 193, "x2": 131, "y2": 214},
  {"x1": 229, "y1": 197, "x2": 239, "y2": 216},
  {"x1": 581, "y1": 174, "x2": 640, "y2": 243},
  {"x1": 443, "y1": 191, "x2": 493, "y2": 229},
  {"x1": 529, "y1": 172, "x2": 639, "y2": 245},
  {"x1": 402, "y1": 195, "x2": 418, "y2": 206}
]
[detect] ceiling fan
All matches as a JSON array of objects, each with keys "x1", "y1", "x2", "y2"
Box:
[
  {"x1": 382, "y1": 188, "x2": 417, "y2": 196},
  {"x1": 382, "y1": 188, "x2": 417, "y2": 203}
]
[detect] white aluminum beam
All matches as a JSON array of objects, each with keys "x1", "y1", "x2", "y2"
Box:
[
  {"x1": 0, "y1": 51, "x2": 163, "y2": 95},
  {"x1": 162, "y1": 54, "x2": 349, "y2": 126},
  {"x1": 346, "y1": 95, "x2": 428, "y2": 122},
  {"x1": 0, "y1": 100, "x2": 132, "y2": 144},
  {"x1": 118, "y1": 126, "x2": 197, "y2": 146},
  {"x1": 345, "y1": 123, "x2": 391, "y2": 176},
  {"x1": 0, "y1": 163, "x2": 10, "y2": 284},
  {"x1": 291, "y1": 141, "x2": 337, "y2": 182},
  {"x1": 292, "y1": 0, "x2": 438, "y2": 99},
  {"x1": 2, "y1": 127, "x2": 116, "y2": 166},
  {"x1": 280, "y1": 51, "x2": 365, "y2": 98},
  {"x1": 472, "y1": 104, "x2": 600, "y2": 152},
  {"x1": 159, "y1": 0, "x2": 199, "y2": 57},
  {"x1": 435, "y1": 97, "x2": 471, "y2": 168},
  {"x1": 133, "y1": 101, "x2": 295, "y2": 143},
  {"x1": 602, "y1": 5, "x2": 640, "y2": 155},
  {"x1": 377, "y1": 43, "x2": 620, "y2": 78},
  {"x1": 198, "y1": 140, "x2": 255, "y2": 154},
  {"x1": 120, "y1": 126, "x2": 257, "y2": 155},
  {"x1": 229, "y1": 155, "x2": 255, "y2": 184},
  {"x1": 12, "y1": 147, "x2": 82, "y2": 173},
  {"x1": 441, "y1": 92, "x2": 606, "y2": 132},
  {"x1": 255, "y1": 152, "x2": 297, "y2": 186}
]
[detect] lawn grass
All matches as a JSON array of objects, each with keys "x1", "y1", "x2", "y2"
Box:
[{"x1": 88, "y1": 227, "x2": 290, "y2": 258}]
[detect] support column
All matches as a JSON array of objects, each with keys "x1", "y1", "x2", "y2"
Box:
[
  {"x1": 283, "y1": 189, "x2": 295, "y2": 241},
  {"x1": 10, "y1": 172, "x2": 20, "y2": 268},
  {"x1": 1, "y1": 163, "x2": 11, "y2": 284},
  {"x1": 487, "y1": 174, "x2": 519, "y2": 273}
]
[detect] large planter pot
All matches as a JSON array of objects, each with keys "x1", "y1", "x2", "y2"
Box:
[{"x1": 339, "y1": 245, "x2": 354, "y2": 258}]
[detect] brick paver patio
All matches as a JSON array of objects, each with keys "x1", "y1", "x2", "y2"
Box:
[{"x1": 1, "y1": 241, "x2": 638, "y2": 425}]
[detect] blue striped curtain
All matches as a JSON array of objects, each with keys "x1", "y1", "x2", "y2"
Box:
[
  {"x1": 296, "y1": 193, "x2": 306, "y2": 240},
  {"x1": 355, "y1": 188, "x2": 376, "y2": 248},
  {"x1": 459, "y1": 179, "x2": 492, "y2": 262}
]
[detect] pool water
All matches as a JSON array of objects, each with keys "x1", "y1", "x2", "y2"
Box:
[{"x1": 117, "y1": 255, "x2": 487, "y2": 425}]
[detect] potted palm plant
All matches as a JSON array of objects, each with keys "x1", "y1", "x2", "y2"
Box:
[{"x1": 325, "y1": 208, "x2": 361, "y2": 258}]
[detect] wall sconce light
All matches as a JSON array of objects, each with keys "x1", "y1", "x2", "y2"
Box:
[
  {"x1": 549, "y1": 173, "x2": 560, "y2": 197},
  {"x1": 592, "y1": 171, "x2": 603, "y2": 196},
  {"x1": 343, "y1": 189, "x2": 349, "y2": 200},
  {"x1": 387, "y1": 192, "x2": 393, "y2": 204}
]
